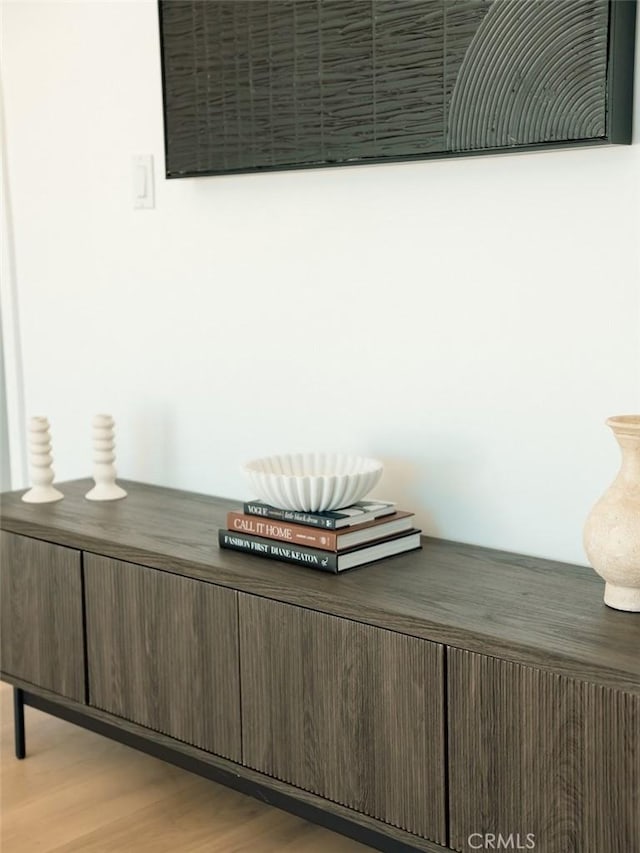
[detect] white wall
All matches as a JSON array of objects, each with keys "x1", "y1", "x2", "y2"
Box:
[{"x1": 2, "y1": 0, "x2": 639, "y2": 564}]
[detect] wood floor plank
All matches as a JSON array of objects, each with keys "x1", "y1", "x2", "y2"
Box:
[{"x1": 0, "y1": 684, "x2": 369, "y2": 853}]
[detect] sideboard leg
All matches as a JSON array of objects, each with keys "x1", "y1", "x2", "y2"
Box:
[{"x1": 14, "y1": 687, "x2": 26, "y2": 759}]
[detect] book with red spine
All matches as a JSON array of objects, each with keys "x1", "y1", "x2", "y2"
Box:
[{"x1": 227, "y1": 510, "x2": 415, "y2": 552}]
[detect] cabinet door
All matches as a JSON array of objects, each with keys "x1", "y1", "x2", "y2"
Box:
[
  {"x1": 448, "y1": 648, "x2": 640, "y2": 853},
  {"x1": 85, "y1": 555, "x2": 241, "y2": 762},
  {"x1": 0, "y1": 530, "x2": 84, "y2": 701},
  {"x1": 239, "y1": 594, "x2": 446, "y2": 844}
]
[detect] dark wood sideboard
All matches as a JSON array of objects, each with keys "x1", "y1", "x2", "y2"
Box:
[{"x1": 1, "y1": 479, "x2": 638, "y2": 853}]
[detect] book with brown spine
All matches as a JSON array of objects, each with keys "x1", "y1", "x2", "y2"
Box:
[{"x1": 226, "y1": 510, "x2": 415, "y2": 552}]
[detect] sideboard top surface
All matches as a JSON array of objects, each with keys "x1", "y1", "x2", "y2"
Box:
[{"x1": 1, "y1": 479, "x2": 638, "y2": 692}]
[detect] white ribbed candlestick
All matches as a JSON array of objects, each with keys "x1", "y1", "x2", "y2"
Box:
[
  {"x1": 85, "y1": 414, "x2": 127, "y2": 501},
  {"x1": 22, "y1": 416, "x2": 64, "y2": 503}
]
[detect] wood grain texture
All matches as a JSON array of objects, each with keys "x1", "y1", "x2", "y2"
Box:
[
  {"x1": 84, "y1": 554, "x2": 241, "y2": 762},
  {"x1": 1, "y1": 675, "x2": 444, "y2": 853},
  {"x1": 0, "y1": 531, "x2": 84, "y2": 702},
  {"x1": 1, "y1": 480, "x2": 637, "y2": 694},
  {"x1": 448, "y1": 648, "x2": 640, "y2": 853},
  {"x1": 239, "y1": 594, "x2": 446, "y2": 844},
  {"x1": 0, "y1": 684, "x2": 371, "y2": 853}
]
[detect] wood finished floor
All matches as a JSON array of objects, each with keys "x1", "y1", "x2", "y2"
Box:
[{"x1": 0, "y1": 683, "x2": 369, "y2": 852}]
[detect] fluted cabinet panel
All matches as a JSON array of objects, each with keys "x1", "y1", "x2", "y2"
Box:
[
  {"x1": 84, "y1": 555, "x2": 241, "y2": 762},
  {"x1": 239, "y1": 593, "x2": 446, "y2": 844},
  {"x1": 0, "y1": 531, "x2": 84, "y2": 702},
  {"x1": 448, "y1": 648, "x2": 640, "y2": 853},
  {"x1": 1, "y1": 479, "x2": 639, "y2": 853}
]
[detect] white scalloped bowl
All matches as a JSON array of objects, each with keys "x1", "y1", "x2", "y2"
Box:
[{"x1": 242, "y1": 453, "x2": 384, "y2": 512}]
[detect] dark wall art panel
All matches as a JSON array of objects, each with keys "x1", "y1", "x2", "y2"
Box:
[{"x1": 158, "y1": 0, "x2": 637, "y2": 178}]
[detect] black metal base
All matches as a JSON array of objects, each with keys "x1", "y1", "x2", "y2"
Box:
[
  {"x1": 13, "y1": 687, "x2": 25, "y2": 759},
  {"x1": 15, "y1": 689, "x2": 429, "y2": 853}
]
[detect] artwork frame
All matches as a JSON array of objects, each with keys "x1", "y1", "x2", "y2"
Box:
[{"x1": 158, "y1": 0, "x2": 637, "y2": 179}]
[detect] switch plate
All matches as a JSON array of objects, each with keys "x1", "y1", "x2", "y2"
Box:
[{"x1": 133, "y1": 155, "x2": 154, "y2": 209}]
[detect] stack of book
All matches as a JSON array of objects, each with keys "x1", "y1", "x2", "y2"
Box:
[{"x1": 218, "y1": 498, "x2": 422, "y2": 573}]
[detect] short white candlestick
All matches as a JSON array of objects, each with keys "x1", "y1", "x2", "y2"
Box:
[
  {"x1": 22, "y1": 416, "x2": 64, "y2": 503},
  {"x1": 85, "y1": 414, "x2": 127, "y2": 501}
]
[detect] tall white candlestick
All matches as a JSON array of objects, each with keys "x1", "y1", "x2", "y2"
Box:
[
  {"x1": 22, "y1": 416, "x2": 64, "y2": 503},
  {"x1": 85, "y1": 414, "x2": 127, "y2": 501}
]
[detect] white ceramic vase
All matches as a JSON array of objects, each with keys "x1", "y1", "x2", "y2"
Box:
[
  {"x1": 85, "y1": 414, "x2": 127, "y2": 501},
  {"x1": 22, "y1": 416, "x2": 64, "y2": 503},
  {"x1": 583, "y1": 415, "x2": 640, "y2": 612}
]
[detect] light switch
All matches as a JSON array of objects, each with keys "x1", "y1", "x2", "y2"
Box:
[{"x1": 133, "y1": 155, "x2": 154, "y2": 209}]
